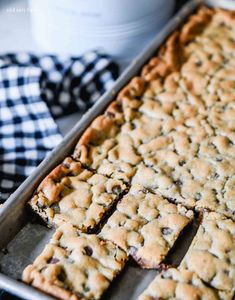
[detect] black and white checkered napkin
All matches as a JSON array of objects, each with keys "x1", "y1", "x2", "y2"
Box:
[{"x1": 0, "y1": 51, "x2": 119, "y2": 204}]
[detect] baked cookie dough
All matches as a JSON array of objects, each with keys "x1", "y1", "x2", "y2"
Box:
[
  {"x1": 22, "y1": 224, "x2": 127, "y2": 300},
  {"x1": 29, "y1": 157, "x2": 127, "y2": 232},
  {"x1": 100, "y1": 185, "x2": 193, "y2": 269},
  {"x1": 180, "y1": 212, "x2": 235, "y2": 295},
  {"x1": 138, "y1": 268, "x2": 233, "y2": 300}
]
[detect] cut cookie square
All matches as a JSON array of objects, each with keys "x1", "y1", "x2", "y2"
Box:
[
  {"x1": 22, "y1": 224, "x2": 127, "y2": 300},
  {"x1": 100, "y1": 185, "x2": 194, "y2": 269},
  {"x1": 138, "y1": 268, "x2": 233, "y2": 300},
  {"x1": 29, "y1": 157, "x2": 127, "y2": 232},
  {"x1": 73, "y1": 120, "x2": 142, "y2": 185},
  {"x1": 180, "y1": 212, "x2": 235, "y2": 294},
  {"x1": 73, "y1": 131, "x2": 140, "y2": 185},
  {"x1": 132, "y1": 154, "x2": 235, "y2": 220}
]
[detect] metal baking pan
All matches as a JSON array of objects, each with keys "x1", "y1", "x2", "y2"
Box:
[{"x1": 0, "y1": 0, "x2": 234, "y2": 299}]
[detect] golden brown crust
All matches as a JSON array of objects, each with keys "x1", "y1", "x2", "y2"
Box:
[
  {"x1": 73, "y1": 77, "x2": 146, "y2": 167},
  {"x1": 141, "y1": 6, "x2": 214, "y2": 81},
  {"x1": 214, "y1": 8, "x2": 235, "y2": 28},
  {"x1": 22, "y1": 224, "x2": 127, "y2": 300},
  {"x1": 141, "y1": 32, "x2": 183, "y2": 81},
  {"x1": 105, "y1": 100, "x2": 124, "y2": 124},
  {"x1": 180, "y1": 6, "x2": 214, "y2": 44},
  {"x1": 180, "y1": 212, "x2": 235, "y2": 294},
  {"x1": 38, "y1": 157, "x2": 83, "y2": 203},
  {"x1": 72, "y1": 114, "x2": 120, "y2": 166},
  {"x1": 117, "y1": 76, "x2": 146, "y2": 100},
  {"x1": 100, "y1": 185, "x2": 194, "y2": 269},
  {"x1": 77, "y1": 115, "x2": 118, "y2": 148},
  {"x1": 138, "y1": 268, "x2": 233, "y2": 300},
  {"x1": 74, "y1": 76, "x2": 146, "y2": 156},
  {"x1": 29, "y1": 156, "x2": 127, "y2": 232},
  {"x1": 23, "y1": 265, "x2": 77, "y2": 300}
]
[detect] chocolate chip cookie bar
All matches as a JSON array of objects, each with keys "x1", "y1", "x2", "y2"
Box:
[
  {"x1": 73, "y1": 77, "x2": 145, "y2": 171},
  {"x1": 100, "y1": 185, "x2": 194, "y2": 269},
  {"x1": 29, "y1": 157, "x2": 127, "y2": 232},
  {"x1": 138, "y1": 268, "x2": 233, "y2": 300},
  {"x1": 129, "y1": 7, "x2": 235, "y2": 218},
  {"x1": 23, "y1": 6, "x2": 235, "y2": 299},
  {"x1": 180, "y1": 212, "x2": 235, "y2": 295},
  {"x1": 72, "y1": 78, "x2": 146, "y2": 184},
  {"x1": 22, "y1": 223, "x2": 127, "y2": 300},
  {"x1": 132, "y1": 155, "x2": 235, "y2": 220}
]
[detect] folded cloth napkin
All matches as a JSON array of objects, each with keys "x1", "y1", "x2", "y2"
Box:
[{"x1": 0, "y1": 51, "x2": 119, "y2": 204}]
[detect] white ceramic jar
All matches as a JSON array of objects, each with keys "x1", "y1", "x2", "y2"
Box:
[{"x1": 29, "y1": 0, "x2": 174, "y2": 63}]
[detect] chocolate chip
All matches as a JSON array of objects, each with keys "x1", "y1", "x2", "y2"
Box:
[
  {"x1": 63, "y1": 282, "x2": 70, "y2": 290},
  {"x1": 161, "y1": 227, "x2": 173, "y2": 235},
  {"x1": 142, "y1": 188, "x2": 148, "y2": 194},
  {"x1": 57, "y1": 268, "x2": 66, "y2": 282},
  {"x1": 112, "y1": 185, "x2": 122, "y2": 195},
  {"x1": 212, "y1": 173, "x2": 219, "y2": 179},
  {"x1": 106, "y1": 111, "x2": 115, "y2": 118},
  {"x1": 116, "y1": 102, "x2": 123, "y2": 112},
  {"x1": 53, "y1": 177, "x2": 61, "y2": 183},
  {"x1": 223, "y1": 269, "x2": 229, "y2": 275},
  {"x1": 90, "y1": 140, "x2": 99, "y2": 146},
  {"x1": 165, "y1": 197, "x2": 176, "y2": 203},
  {"x1": 84, "y1": 246, "x2": 93, "y2": 256},
  {"x1": 83, "y1": 286, "x2": 90, "y2": 293},
  {"x1": 130, "y1": 122, "x2": 136, "y2": 129},
  {"x1": 196, "y1": 61, "x2": 202, "y2": 67},
  {"x1": 179, "y1": 160, "x2": 186, "y2": 166},
  {"x1": 49, "y1": 257, "x2": 60, "y2": 264},
  {"x1": 76, "y1": 292, "x2": 84, "y2": 298},
  {"x1": 212, "y1": 189, "x2": 217, "y2": 195},
  {"x1": 174, "y1": 180, "x2": 182, "y2": 186}
]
